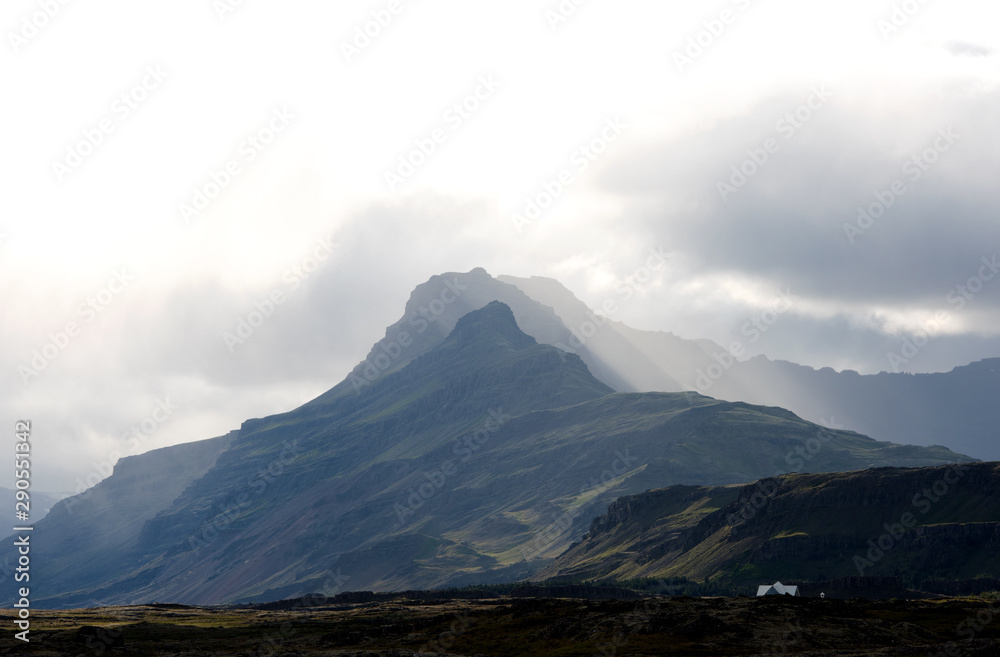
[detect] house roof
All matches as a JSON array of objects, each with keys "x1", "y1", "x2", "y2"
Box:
[{"x1": 756, "y1": 581, "x2": 799, "y2": 596}]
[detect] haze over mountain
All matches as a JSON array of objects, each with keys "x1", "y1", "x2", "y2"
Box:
[
  {"x1": 7, "y1": 0, "x2": 1000, "y2": 514},
  {"x1": 0, "y1": 487, "x2": 61, "y2": 526},
  {"x1": 320, "y1": 268, "x2": 1000, "y2": 461},
  {"x1": 10, "y1": 298, "x2": 971, "y2": 608},
  {"x1": 498, "y1": 273, "x2": 1000, "y2": 462}
]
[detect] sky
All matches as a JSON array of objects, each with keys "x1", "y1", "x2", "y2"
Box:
[{"x1": 2, "y1": 0, "x2": 998, "y2": 492}]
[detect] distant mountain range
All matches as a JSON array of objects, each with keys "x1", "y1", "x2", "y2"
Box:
[
  {"x1": 0, "y1": 487, "x2": 61, "y2": 526},
  {"x1": 313, "y1": 268, "x2": 1000, "y2": 461},
  {"x1": 12, "y1": 293, "x2": 973, "y2": 608},
  {"x1": 494, "y1": 273, "x2": 1000, "y2": 462},
  {"x1": 539, "y1": 462, "x2": 1000, "y2": 596}
]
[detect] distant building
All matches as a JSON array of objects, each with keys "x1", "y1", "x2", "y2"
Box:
[{"x1": 756, "y1": 581, "x2": 799, "y2": 596}]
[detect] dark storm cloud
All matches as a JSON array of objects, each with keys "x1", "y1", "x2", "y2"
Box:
[{"x1": 601, "y1": 87, "x2": 1000, "y2": 311}]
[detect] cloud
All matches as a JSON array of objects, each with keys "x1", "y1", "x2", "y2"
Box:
[
  {"x1": 3, "y1": 0, "x2": 999, "y2": 493},
  {"x1": 599, "y1": 84, "x2": 1000, "y2": 324},
  {"x1": 0, "y1": 194, "x2": 523, "y2": 490},
  {"x1": 946, "y1": 41, "x2": 994, "y2": 58}
]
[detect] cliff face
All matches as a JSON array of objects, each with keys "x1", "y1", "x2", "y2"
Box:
[
  {"x1": 15, "y1": 432, "x2": 236, "y2": 604},
  {"x1": 541, "y1": 463, "x2": 1000, "y2": 593}
]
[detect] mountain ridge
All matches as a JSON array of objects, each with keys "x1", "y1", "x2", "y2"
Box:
[
  {"x1": 12, "y1": 276, "x2": 981, "y2": 608},
  {"x1": 497, "y1": 273, "x2": 1000, "y2": 460},
  {"x1": 539, "y1": 462, "x2": 1000, "y2": 593}
]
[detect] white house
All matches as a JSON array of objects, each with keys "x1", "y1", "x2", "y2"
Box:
[{"x1": 756, "y1": 581, "x2": 800, "y2": 596}]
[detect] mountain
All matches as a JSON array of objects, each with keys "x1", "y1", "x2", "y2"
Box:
[
  {"x1": 0, "y1": 488, "x2": 62, "y2": 588},
  {"x1": 538, "y1": 462, "x2": 1000, "y2": 594},
  {"x1": 317, "y1": 268, "x2": 629, "y2": 399},
  {"x1": 497, "y1": 274, "x2": 1000, "y2": 461},
  {"x1": 7, "y1": 434, "x2": 235, "y2": 600},
  {"x1": 0, "y1": 487, "x2": 62, "y2": 525},
  {"x1": 495, "y1": 273, "x2": 725, "y2": 393},
  {"x1": 19, "y1": 299, "x2": 972, "y2": 608}
]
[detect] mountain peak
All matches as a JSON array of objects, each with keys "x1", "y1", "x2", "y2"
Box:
[{"x1": 445, "y1": 301, "x2": 537, "y2": 350}]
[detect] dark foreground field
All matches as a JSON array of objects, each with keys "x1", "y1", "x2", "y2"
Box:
[{"x1": 2, "y1": 595, "x2": 999, "y2": 656}]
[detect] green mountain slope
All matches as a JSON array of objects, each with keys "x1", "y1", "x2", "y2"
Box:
[
  {"x1": 539, "y1": 462, "x2": 1000, "y2": 593},
  {"x1": 22, "y1": 302, "x2": 975, "y2": 608}
]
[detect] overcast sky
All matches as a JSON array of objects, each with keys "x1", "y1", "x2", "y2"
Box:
[{"x1": 3, "y1": 0, "x2": 998, "y2": 491}]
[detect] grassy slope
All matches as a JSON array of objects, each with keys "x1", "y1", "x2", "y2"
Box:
[{"x1": 542, "y1": 463, "x2": 1000, "y2": 591}]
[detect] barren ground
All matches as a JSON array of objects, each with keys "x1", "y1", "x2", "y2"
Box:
[{"x1": 1, "y1": 595, "x2": 998, "y2": 656}]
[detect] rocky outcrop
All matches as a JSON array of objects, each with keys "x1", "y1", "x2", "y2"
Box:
[{"x1": 543, "y1": 463, "x2": 1000, "y2": 593}]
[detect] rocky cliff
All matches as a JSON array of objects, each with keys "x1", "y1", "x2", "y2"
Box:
[{"x1": 540, "y1": 462, "x2": 1000, "y2": 594}]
